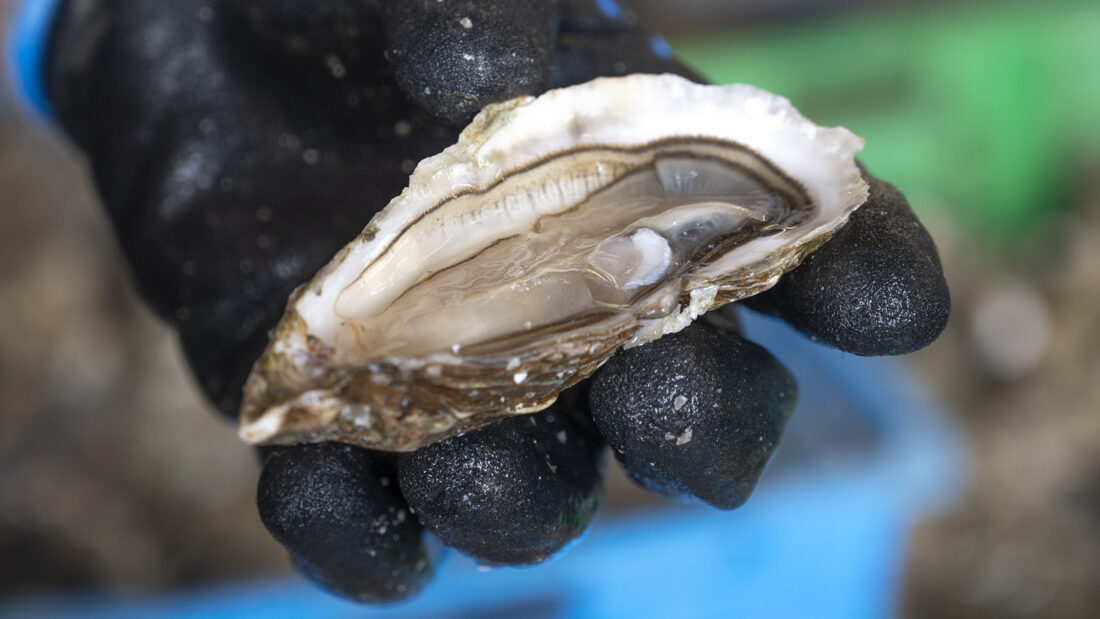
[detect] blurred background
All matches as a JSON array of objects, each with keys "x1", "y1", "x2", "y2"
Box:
[{"x1": 1, "y1": 0, "x2": 1098, "y2": 617}]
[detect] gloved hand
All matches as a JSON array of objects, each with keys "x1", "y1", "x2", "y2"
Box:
[{"x1": 35, "y1": 0, "x2": 949, "y2": 602}]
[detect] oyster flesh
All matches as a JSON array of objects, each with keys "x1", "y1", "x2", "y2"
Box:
[{"x1": 239, "y1": 73, "x2": 868, "y2": 451}]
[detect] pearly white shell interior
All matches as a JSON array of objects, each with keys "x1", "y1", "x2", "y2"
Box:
[{"x1": 295, "y1": 74, "x2": 865, "y2": 358}]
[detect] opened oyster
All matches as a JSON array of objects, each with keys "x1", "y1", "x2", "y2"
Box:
[{"x1": 239, "y1": 73, "x2": 868, "y2": 451}]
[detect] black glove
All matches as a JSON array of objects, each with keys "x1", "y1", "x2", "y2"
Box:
[{"x1": 42, "y1": 0, "x2": 949, "y2": 602}]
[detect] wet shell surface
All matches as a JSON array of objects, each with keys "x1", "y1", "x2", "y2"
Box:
[{"x1": 239, "y1": 73, "x2": 868, "y2": 451}]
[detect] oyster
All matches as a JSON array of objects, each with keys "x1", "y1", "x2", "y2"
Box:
[{"x1": 239, "y1": 74, "x2": 868, "y2": 451}]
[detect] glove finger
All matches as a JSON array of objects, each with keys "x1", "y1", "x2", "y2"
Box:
[
  {"x1": 550, "y1": 0, "x2": 704, "y2": 88},
  {"x1": 382, "y1": 0, "x2": 560, "y2": 127},
  {"x1": 588, "y1": 320, "x2": 797, "y2": 510},
  {"x1": 257, "y1": 443, "x2": 434, "y2": 602},
  {"x1": 744, "y1": 168, "x2": 950, "y2": 356},
  {"x1": 398, "y1": 395, "x2": 604, "y2": 566}
]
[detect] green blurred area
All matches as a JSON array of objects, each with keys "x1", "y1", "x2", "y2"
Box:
[{"x1": 672, "y1": 1, "x2": 1100, "y2": 248}]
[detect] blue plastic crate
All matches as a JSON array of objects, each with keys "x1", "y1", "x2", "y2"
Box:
[{"x1": 0, "y1": 310, "x2": 966, "y2": 619}]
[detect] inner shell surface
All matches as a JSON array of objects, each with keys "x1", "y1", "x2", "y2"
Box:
[{"x1": 315, "y1": 138, "x2": 811, "y2": 360}]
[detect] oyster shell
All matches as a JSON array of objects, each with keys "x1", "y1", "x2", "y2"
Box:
[{"x1": 239, "y1": 74, "x2": 868, "y2": 451}]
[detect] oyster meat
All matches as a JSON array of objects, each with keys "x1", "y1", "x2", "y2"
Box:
[{"x1": 239, "y1": 73, "x2": 868, "y2": 451}]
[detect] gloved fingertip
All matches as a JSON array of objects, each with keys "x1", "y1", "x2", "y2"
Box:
[
  {"x1": 745, "y1": 172, "x2": 950, "y2": 356},
  {"x1": 589, "y1": 321, "x2": 796, "y2": 510},
  {"x1": 383, "y1": 0, "x2": 559, "y2": 127},
  {"x1": 258, "y1": 443, "x2": 433, "y2": 603},
  {"x1": 398, "y1": 399, "x2": 604, "y2": 566}
]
